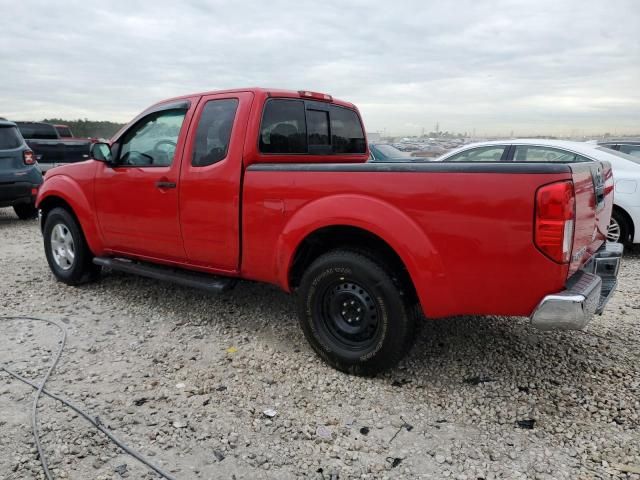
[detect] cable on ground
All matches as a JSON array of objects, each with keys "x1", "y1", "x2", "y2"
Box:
[{"x1": 0, "y1": 315, "x2": 177, "y2": 480}]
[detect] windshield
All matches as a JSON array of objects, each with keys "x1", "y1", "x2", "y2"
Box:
[
  {"x1": 596, "y1": 146, "x2": 640, "y2": 165},
  {"x1": 371, "y1": 144, "x2": 411, "y2": 160}
]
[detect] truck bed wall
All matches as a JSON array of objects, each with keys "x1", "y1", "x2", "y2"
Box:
[{"x1": 241, "y1": 163, "x2": 572, "y2": 318}]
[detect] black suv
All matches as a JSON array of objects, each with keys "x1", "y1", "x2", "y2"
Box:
[{"x1": 0, "y1": 120, "x2": 43, "y2": 219}]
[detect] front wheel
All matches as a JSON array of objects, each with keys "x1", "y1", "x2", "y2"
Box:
[
  {"x1": 297, "y1": 250, "x2": 416, "y2": 376},
  {"x1": 43, "y1": 207, "x2": 101, "y2": 285},
  {"x1": 13, "y1": 203, "x2": 38, "y2": 220}
]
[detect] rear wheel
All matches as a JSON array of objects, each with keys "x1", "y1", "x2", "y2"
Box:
[
  {"x1": 607, "y1": 210, "x2": 630, "y2": 244},
  {"x1": 13, "y1": 203, "x2": 38, "y2": 220},
  {"x1": 43, "y1": 207, "x2": 100, "y2": 285},
  {"x1": 297, "y1": 249, "x2": 416, "y2": 376}
]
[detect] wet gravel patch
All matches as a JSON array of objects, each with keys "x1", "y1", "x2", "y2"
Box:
[{"x1": 0, "y1": 207, "x2": 638, "y2": 479}]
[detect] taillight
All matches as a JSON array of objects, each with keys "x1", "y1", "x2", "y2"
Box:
[
  {"x1": 535, "y1": 180, "x2": 575, "y2": 263},
  {"x1": 23, "y1": 150, "x2": 35, "y2": 165}
]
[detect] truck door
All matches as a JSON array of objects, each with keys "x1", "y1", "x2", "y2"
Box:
[
  {"x1": 94, "y1": 101, "x2": 193, "y2": 262},
  {"x1": 179, "y1": 92, "x2": 253, "y2": 272}
]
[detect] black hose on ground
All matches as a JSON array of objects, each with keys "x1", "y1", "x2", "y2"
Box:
[{"x1": 0, "y1": 316, "x2": 177, "y2": 480}]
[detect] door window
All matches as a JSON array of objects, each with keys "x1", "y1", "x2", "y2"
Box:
[
  {"x1": 444, "y1": 145, "x2": 507, "y2": 162},
  {"x1": 118, "y1": 109, "x2": 187, "y2": 166},
  {"x1": 513, "y1": 146, "x2": 577, "y2": 162},
  {"x1": 192, "y1": 99, "x2": 239, "y2": 167}
]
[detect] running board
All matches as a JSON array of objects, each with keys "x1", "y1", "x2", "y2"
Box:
[{"x1": 93, "y1": 257, "x2": 236, "y2": 293}]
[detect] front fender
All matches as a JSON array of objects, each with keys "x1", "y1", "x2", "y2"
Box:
[
  {"x1": 276, "y1": 194, "x2": 453, "y2": 317},
  {"x1": 37, "y1": 174, "x2": 105, "y2": 255}
]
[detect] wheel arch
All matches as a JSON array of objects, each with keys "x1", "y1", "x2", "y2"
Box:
[
  {"x1": 276, "y1": 194, "x2": 453, "y2": 317},
  {"x1": 37, "y1": 177, "x2": 104, "y2": 254}
]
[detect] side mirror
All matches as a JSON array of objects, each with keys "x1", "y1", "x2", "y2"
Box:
[{"x1": 90, "y1": 142, "x2": 113, "y2": 163}]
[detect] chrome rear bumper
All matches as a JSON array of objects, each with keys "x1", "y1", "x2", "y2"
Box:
[{"x1": 531, "y1": 242, "x2": 623, "y2": 330}]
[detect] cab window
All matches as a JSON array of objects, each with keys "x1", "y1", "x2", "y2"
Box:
[
  {"x1": 118, "y1": 109, "x2": 187, "y2": 167},
  {"x1": 444, "y1": 145, "x2": 507, "y2": 162},
  {"x1": 192, "y1": 99, "x2": 239, "y2": 167}
]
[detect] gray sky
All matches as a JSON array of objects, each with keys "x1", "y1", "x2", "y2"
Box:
[{"x1": 1, "y1": 0, "x2": 639, "y2": 136}]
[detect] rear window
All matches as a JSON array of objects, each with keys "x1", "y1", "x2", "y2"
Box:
[
  {"x1": 0, "y1": 126, "x2": 24, "y2": 149},
  {"x1": 259, "y1": 99, "x2": 365, "y2": 155},
  {"x1": 55, "y1": 126, "x2": 73, "y2": 138},
  {"x1": 17, "y1": 123, "x2": 58, "y2": 139}
]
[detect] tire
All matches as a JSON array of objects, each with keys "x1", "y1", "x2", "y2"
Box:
[
  {"x1": 297, "y1": 249, "x2": 417, "y2": 376},
  {"x1": 608, "y1": 210, "x2": 631, "y2": 244},
  {"x1": 13, "y1": 203, "x2": 38, "y2": 220},
  {"x1": 43, "y1": 207, "x2": 101, "y2": 285}
]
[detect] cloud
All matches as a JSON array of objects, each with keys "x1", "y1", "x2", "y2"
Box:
[{"x1": 0, "y1": 0, "x2": 638, "y2": 135}]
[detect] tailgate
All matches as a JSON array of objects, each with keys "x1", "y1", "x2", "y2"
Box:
[
  {"x1": 62, "y1": 140, "x2": 91, "y2": 162},
  {"x1": 569, "y1": 161, "x2": 613, "y2": 274}
]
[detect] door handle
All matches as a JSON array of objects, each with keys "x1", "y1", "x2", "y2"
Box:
[{"x1": 155, "y1": 180, "x2": 176, "y2": 189}]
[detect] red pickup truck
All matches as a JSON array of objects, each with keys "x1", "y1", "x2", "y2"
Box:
[{"x1": 36, "y1": 88, "x2": 622, "y2": 375}]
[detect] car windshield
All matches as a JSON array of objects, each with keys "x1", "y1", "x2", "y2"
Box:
[
  {"x1": 0, "y1": 126, "x2": 23, "y2": 149},
  {"x1": 596, "y1": 146, "x2": 640, "y2": 165},
  {"x1": 372, "y1": 144, "x2": 411, "y2": 159}
]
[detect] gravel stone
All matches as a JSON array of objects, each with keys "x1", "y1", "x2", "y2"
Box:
[{"x1": 0, "y1": 208, "x2": 639, "y2": 479}]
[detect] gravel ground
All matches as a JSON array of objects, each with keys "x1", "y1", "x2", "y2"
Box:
[{"x1": 1, "y1": 206, "x2": 639, "y2": 480}]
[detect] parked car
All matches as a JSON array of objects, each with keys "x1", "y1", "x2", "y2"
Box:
[
  {"x1": 15, "y1": 121, "x2": 92, "y2": 173},
  {"x1": 36, "y1": 88, "x2": 621, "y2": 375},
  {"x1": 436, "y1": 139, "x2": 640, "y2": 244},
  {"x1": 0, "y1": 120, "x2": 43, "y2": 219},
  {"x1": 599, "y1": 141, "x2": 640, "y2": 158},
  {"x1": 368, "y1": 143, "x2": 413, "y2": 162}
]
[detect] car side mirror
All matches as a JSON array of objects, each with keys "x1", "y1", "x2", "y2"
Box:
[{"x1": 90, "y1": 142, "x2": 113, "y2": 163}]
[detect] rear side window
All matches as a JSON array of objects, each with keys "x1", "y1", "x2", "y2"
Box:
[
  {"x1": 444, "y1": 145, "x2": 507, "y2": 162},
  {"x1": 260, "y1": 100, "x2": 307, "y2": 153},
  {"x1": 192, "y1": 99, "x2": 239, "y2": 167},
  {"x1": 0, "y1": 126, "x2": 24, "y2": 149},
  {"x1": 513, "y1": 146, "x2": 579, "y2": 162},
  {"x1": 17, "y1": 123, "x2": 58, "y2": 139},
  {"x1": 259, "y1": 99, "x2": 366, "y2": 155}
]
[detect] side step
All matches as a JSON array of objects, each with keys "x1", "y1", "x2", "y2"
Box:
[{"x1": 93, "y1": 257, "x2": 236, "y2": 293}]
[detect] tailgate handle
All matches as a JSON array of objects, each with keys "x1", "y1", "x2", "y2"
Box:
[{"x1": 155, "y1": 180, "x2": 176, "y2": 189}]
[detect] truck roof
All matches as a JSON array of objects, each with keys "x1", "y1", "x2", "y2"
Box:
[
  {"x1": 0, "y1": 120, "x2": 17, "y2": 127},
  {"x1": 153, "y1": 87, "x2": 357, "y2": 110}
]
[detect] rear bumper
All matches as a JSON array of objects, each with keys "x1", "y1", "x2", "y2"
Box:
[
  {"x1": 530, "y1": 242, "x2": 623, "y2": 330},
  {"x1": 0, "y1": 181, "x2": 39, "y2": 208}
]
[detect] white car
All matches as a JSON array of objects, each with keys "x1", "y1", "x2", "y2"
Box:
[{"x1": 436, "y1": 139, "x2": 640, "y2": 244}]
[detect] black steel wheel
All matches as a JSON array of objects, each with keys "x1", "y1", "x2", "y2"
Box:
[{"x1": 297, "y1": 249, "x2": 416, "y2": 376}]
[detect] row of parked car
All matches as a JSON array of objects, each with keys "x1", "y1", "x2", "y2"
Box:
[
  {"x1": 369, "y1": 139, "x2": 640, "y2": 244},
  {"x1": 2, "y1": 113, "x2": 639, "y2": 247},
  {"x1": 0, "y1": 119, "x2": 94, "y2": 218}
]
